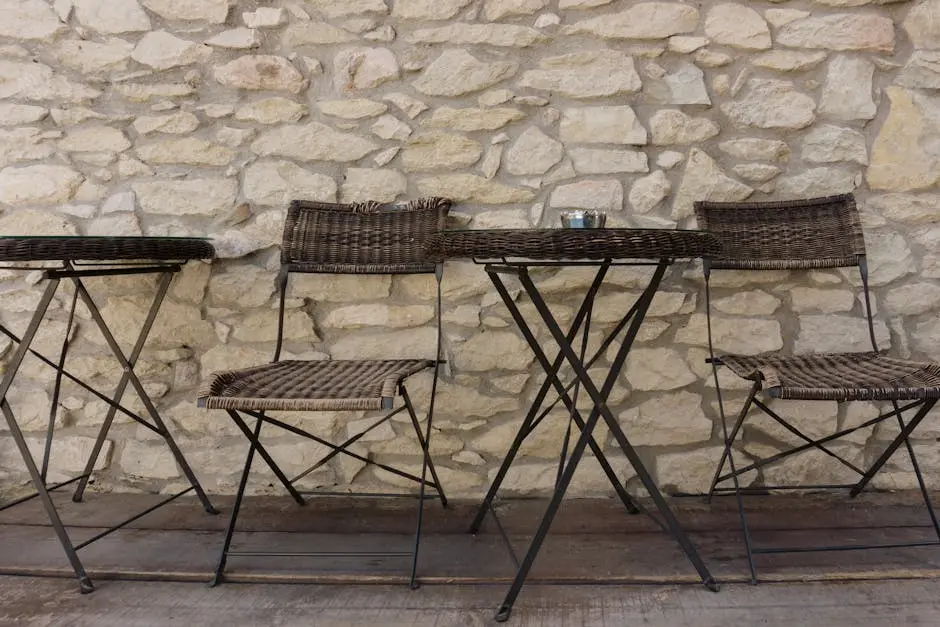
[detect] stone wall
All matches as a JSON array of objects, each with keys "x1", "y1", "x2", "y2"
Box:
[{"x1": 1, "y1": 0, "x2": 939, "y2": 500}]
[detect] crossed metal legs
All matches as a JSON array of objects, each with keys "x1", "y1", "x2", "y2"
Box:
[
  {"x1": 471, "y1": 261, "x2": 716, "y2": 622},
  {"x1": 211, "y1": 382, "x2": 446, "y2": 588},
  {"x1": 0, "y1": 263, "x2": 215, "y2": 593}
]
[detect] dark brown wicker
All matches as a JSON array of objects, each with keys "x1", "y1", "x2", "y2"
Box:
[
  {"x1": 694, "y1": 194, "x2": 865, "y2": 270},
  {"x1": 0, "y1": 236, "x2": 214, "y2": 262},
  {"x1": 720, "y1": 352, "x2": 940, "y2": 401},
  {"x1": 426, "y1": 228, "x2": 721, "y2": 261},
  {"x1": 282, "y1": 197, "x2": 451, "y2": 274},
  {"x1": 198, "y1": 359, "x2": 434, "y2": 411}
]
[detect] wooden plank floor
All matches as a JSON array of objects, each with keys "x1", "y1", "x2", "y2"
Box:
[
  {"x1": 3, "y1": 577, "x2": 940, "y2": 626},
  {"x1": 2, "y1": 491, "x2": 940, "y2": 587}
]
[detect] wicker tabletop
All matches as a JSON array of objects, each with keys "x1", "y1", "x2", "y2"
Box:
[
  {"x1": 0, "y1": 236, "x2": 215, "y2": 262},
  {"x1": 426, "y1": 228, "x2": 721, "y2": 261}
]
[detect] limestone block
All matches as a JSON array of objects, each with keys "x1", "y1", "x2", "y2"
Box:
[
  {"x1": 868, "y1": 88, "x2": 940, "y2": 192},
  {"x1": 371, "y1": 115, "x2": 412, "y2": 141},
  {"x1": 865, "y1": 229, "x2": 916, "y2": 287},
  {"x1": 0, "y1": 0, "x2": 68, "y2": 40},
  {"x1": 549, "y1": 179, "x2": 623, "y2": 212},
  {"x1": 334, "y1": 47, "x2": 400, "y2": 91},
  {"x1": 133, "y1": 112, "x2": 200, "y2": 135},
  {"x1": 236, "y1": 98, "x2": 307, "y2": 124},
  {"x1": 306, "y1": 0, "x2": 387, "y2": 18},
  {"x1": 623, "y1": 348, "x2": 697, "y2": 391},
  {"x1": 341, "y1": 167, "x2": 407, "y2": 203},
  {"x1": 215, "y1": 56, "x2": 307, "y2": 94},
  {"x1": 0, "y1": 165, "x2": 83, "y2": 205},
  {"x1": 96, "y1": 296, "x2": 215, "y2": 349},
  {"x1": 559, "y1": 0, "x2": 614, "y2": 7},
  {"x1": 199, "y1": 345, "x2": 273, "y2": 376},
  {"x1": 628, "y1": 171, "x2": 670, "y2": 213},
  {"x1": 656, "y1": 447, "x2": 727, "y2": 494},
  {"x1": 505, "y1": 127, "x2": 563, "y2": 175},
  {"x1": 136, "y1": 138, "x2": 234, "y2": 166},
  {"x1": 0, "y1": 208, "x2": 75, "y2": 235},
  {"x1": 252, "y1": 123, "x2": 379, "y2": 162},
  {"x1": 790, "y1": 288, "x2": 854, "y2": 313},
  {"x1": 650, "y1": 110, "x2": 719, "y2": 145},
  {"x1": 121, "y1": 440, "x2": 178, "y2": 479},
  {"x1": 705, "y1": 3, "x2": 771, "y2": 50},
  {"x1": 330, "y1": 327, "x2": 437, "y2": 360},
  {"x1": 713, "y1": 290, "x2": 781, "y2": 315},
  {"x1": 485, "y1": 0, "x2": 548, "y2": 20},
  {"x1": 885, "y1": 282, "x2": 940, "y2": 315},
  {"x1": 55, "y1": 38, "x2": 134, "y2": 75},
  {"x1": 322, "y1": 304, "x2": 434, "y2": 329},
  {"x1": 171, "y1": 261, "x2": 210, "y2": 304},
  {"x1": 318, "y1": 99, "x2": 386, "y2": 120},
  {"x1": 209, "y1": 265, "x2": 275, "y2": 308},
  {"x1": 452, "y1": 331, "x2": 533, "y2": 371},
  {"x1": 897, "y1": 51, "x2": 940, "y2": 89},
  {"x1": 564, "y1": 3, "x2": 699, "y2": 39},
  {"x1": 721, "y1": 79, "x2": 816, "y2": 130},
  {"x1": 290, "y1": 274, "x2": 391, "y2": 302},
  {"x1": 560, "y1": 106, "x2": 646, "y2": 145},
  {"x1": 402, "y1": 132, "x2": 483, "y2": 172},
  {"x1": 141, "y1": 0, "x2": 229, "y2": 23},
  {"x1": 795, "y1": 315, "x2": 890, "y2": 353},
  {"x1": 868, "y1": 194, "x2": 940, "y2": 225},
  {"x1": 0, "y1": 128, "x2": 54, "y2": 167},
  {"x1": 0, "y1": 60, "x2": 100, "y2": 102},
  {"x1": 417, "y1": 174, "x2": 535, "y2": 204},
  {"x1": 718, "y1": 138, "x2": 790, "y2": 162},
  {"x1": 393, "y1": 0, "x2": 472, "y2": 20},
  {"x1": 676, "y1": 313, "x2": 782, "y2": 355},
  {"x1": 775, "y1": 167, "x2": 858, "y2": 199},
  {"x1": 0, "y1": 103, "x2": 46, "y2": 126},
  {"x1": 751, "y1": 50, "x2": 827, "y2": 72},
  {"x1": 243, "y1": 7, "x2": 286, "y2": 27},
  {"x1": 802, "y1": 125, "x2": 868, "y2": 165},
  {"x1": 73, "y1": 0, "x2": 150, "y2": 33},
  {"x1": 114, "y1": 82, "x2": 192, "y2": 102},
  {"x1": 244, "y1": 160, "x2": 337, "y2": 206},
  {"x1": 425, "y1": 107, "x2": 524, "y2": 131},
  {"x1": 383, "y1": 93, "x2": 429, "y2": 119},
  {"x1": 819, "y1": 56, "x2": 876, "y2": 121},
  {"x1": 281, "y1": 22, "x2": 357, "y2": 46},
  {"x1": 233, "y1": 309, "x2": 315, "y2": 343},
  {"x1": 570, "y1": 148, "x2": 648, "y2": 175},
  {"x1": 776, "y1": 13, "x2": 894, "y2": 53},
  {"x1": 902, "y1": 0, "x2": 940, "y2": 49},
  {"x1": 206, "y1": 28, "x2": 261, "y2": 49},
  {"x1": 133, "y1": 178, "x2": 237, "y2": 216},
  {"x1": 619, "y1": 391, "x2": 712, "y2": 445},
  {"x1": 406, "y1": 24, "x2": 546, "y2": 47},
  {"x1": 132, "y1": 31, "x2": 206, "y2": 70},
  {"x1": 413, "y1": 49, "x2": 517, "y2": 97},
  {"x1": 518, "y1": 50, "x2": 642, "y2": 98},
  {"x1": 672, "y1": 148, "x2": 752, "y2": 220}
]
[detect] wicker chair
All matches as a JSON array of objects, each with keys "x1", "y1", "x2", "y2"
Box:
[
  {"x1": 198, "y1": 197, "x2": 451, "y2": 588},
  {"x1": 695, "y1": 194, "x2": 940, "y2": 581}
]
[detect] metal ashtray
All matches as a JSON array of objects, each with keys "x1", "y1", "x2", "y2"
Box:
[{"x1": 560, "y1": 210, "x2": 607, "y2": 229}]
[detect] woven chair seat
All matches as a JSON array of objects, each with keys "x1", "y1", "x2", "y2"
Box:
[
  {"x1": 198, "y1": 359, "x2": 434, "y2": 411},
  {"x1": 720, "y1": 351, "x2": 940, "y2": 401},
  {"x1": 0, "y1": 236, "x2": 214, "y2": 262}
]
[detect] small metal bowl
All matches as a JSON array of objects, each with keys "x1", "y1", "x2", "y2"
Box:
[{"x1": 560, "y1": 210, "x2": 607, "y2": 229}]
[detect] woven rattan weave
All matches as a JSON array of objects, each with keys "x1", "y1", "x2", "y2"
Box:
[
  {"x1": 720, "y1": 352, "x2": 940, "y2": 401},
  {"x1": 0, "y1": 236, "x2": 214, "y2": 262},
  {"x1": 282, "y1": 197, "x2": 450, "y2": 274},
  {"x1": 199, "y1": 359, "x2": 433, "y2": 411},
  {"x1": 693, "y1": 194, "x2": 865, "y2": 270},
  {"x1": 426, "y1": 228, "x2": 721, "y2": 261}
]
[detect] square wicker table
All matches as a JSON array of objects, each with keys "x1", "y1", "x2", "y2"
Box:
[
  {"x1": 427, "y1": 228, "x2": 722, "y2": 621},
  {"x1": 0, "y1": 236, "x2": 217, "y2": 593}
]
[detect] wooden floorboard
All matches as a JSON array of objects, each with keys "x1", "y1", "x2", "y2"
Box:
[
  {"x1": 2, "y1": 492, "x2": 940, "y2": 588},
  {"x1": 2, "y1": 577, "x2": 940, "y2": 626}
]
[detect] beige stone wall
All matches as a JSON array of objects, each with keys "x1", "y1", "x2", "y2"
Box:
[{"x1": 1, "y1": 0, "x2": 939, "y2": 499}]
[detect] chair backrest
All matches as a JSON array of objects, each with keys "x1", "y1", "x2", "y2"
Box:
[
  {"x1": 281, "y1": 197, "x2": 451, "y2": 275},
  {"x1": 693, "y1": 194, "x2": 866, "y2": 271}
]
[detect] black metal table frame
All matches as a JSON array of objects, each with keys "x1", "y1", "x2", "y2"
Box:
[
  {"x1": 466, "y1": 258, "x2": 717, "y2": 622},
  {"x1": 0, "y1": 259, "x2": 216, "y2": 593}
]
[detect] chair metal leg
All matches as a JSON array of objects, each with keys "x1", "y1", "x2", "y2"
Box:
[
  {"x1": 707, "y1": 383, "x2": 757, "y2": 501},
  {"x1": 888, "y1": 400, "x2": 940, "y2": 541},
  {"x1": 401, "y1": 385, "x2": 447, "y2": 508},
  {"x1": 211, "y1": 415, "x2": 263, "y2": 586},
  {"x1": 69, "y1": 274, "x2": 216, "y2": 514},
  {"x1": 407, "y1": 386, "x2": 435, "y2": 589},
  {"x1": 226, "y1": 410, "x2": 305, "y2": 506}
]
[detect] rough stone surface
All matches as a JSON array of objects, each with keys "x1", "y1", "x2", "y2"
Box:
[
  {"x1": 569, "y1": 148, "x2": 648, "y2": 175},
  {"x1": 564, "y1": 3, "x2": 700, "y2": 40},
  {"x1": 704, "y1": 4, "x2": 771, "y2": 51},
  {"x1": 215, "y1": 56, "x2": 307, "y2": 94},
  {"x1": 141, "y1": 0, "x2": 229, "y2": 23},
  {"x1": 722, "y1": 79, "x2": 816, "y2": 129},
  {"x1": 776, "y1": 14, "x2": 895, "y2": 53},
  {"x1": 650, "y1": 110, "x2": 719, "y2": 145},
  {"x1": 74, "y1": 0, "x2": 151, "y2": 34},
  {"x1": 243, "y1": 161, "x2": 336, "y2": 206},
  {"x1": 819, "y1": 56, "x2": 876, "y2": 121},
  {"x1": 672, "y1": 149, "x2": 752, "y2": 219},
  {"x1": 868, "y1": 88, "x2": 939, "y2": 192},
  {"x1": 401, "y1": 132, "x2": 483, "y2": 172},
  {"x1": 560, "y1": 106, "x2": 647, "y2": 145},
  {"x1": 505, "y1": 126, "x2": 563, "y2": 175},
  {"x1": 628, "y1": 171, "x2": 671, "y2": 212},
  {"x1": 549, "y1": 179, "x2": 623, "y2": 212},
  {"x1": 252, "y1": 123, "x2": 378, "y2": 162},
  {"x1": 133, "y1": 178, "x2": 236, "y2": 216},
  {"x1": 802, "y1": 125, "x2": 868, "y2": 165},
  {"x1": 334, "y1": 47, "x2": 400, "y2": 91},
  {"x1": 518, "y1": 50, "x2": 642, "y2": 98}
]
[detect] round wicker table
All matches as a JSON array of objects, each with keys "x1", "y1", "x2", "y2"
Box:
[
  {"x1": 429, "y1": 228, "x2": 722, "y2": 621},
  {"x1": 0, "y1": 236, "x2": 216, "y2": 593}
]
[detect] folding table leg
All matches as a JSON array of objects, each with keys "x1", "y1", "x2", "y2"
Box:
[
  {"x1": 0, "y1": 279, "x2": 93, "y2": 592},
  {"x1": 68, "y1": 274, "x2": 216, "y2": 514}
]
